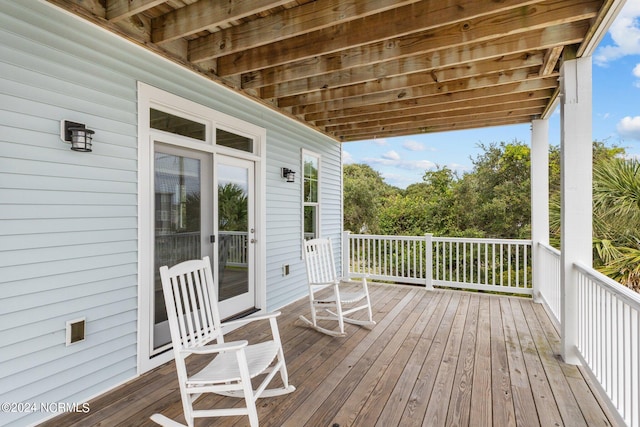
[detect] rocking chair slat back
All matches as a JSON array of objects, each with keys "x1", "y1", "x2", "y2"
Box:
[
  {"x1": 162, "y1": 258, "x2": 223, "y2": 351},
  {"x1": 304, "y1": 238, "x2": 337, "y2": 284}
]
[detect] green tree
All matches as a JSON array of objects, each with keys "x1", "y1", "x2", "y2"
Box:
[
  {"x1": 454, "y1": 141, "x2": 531, "y2": 239},
  {"x1": 343, "y1": 164, "x2": 397, "y2": 233},
  {"x1": 592, "y1": 158, "x2": 640, "y2": 291},
  {"x1": 218, "y1": 183, "x2": 247, "y2": 231}
]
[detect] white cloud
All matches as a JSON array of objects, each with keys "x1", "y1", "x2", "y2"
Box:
[
  {"x1": 594, "y1": 2, "x2": 640, "y2": 66},
  {"x1": 342, "y1": 149, "x2": 354, "y2": 164},
  {"x1": 382, "y1": 150, "x2": 401, "y2": 160},
  {"x1": 617, "y1": 116, "x2": 640, "y2": 140},
  {"x1": 366, "y1": 155, "x2": 435, "y2": 171},
  {"x1": 372, "y1": 138, "x2": 388, "y2": 146},
  {"x1": 402, "y1": 140, "x2": 425, "y2": 151},
  {"x1": 634, "y1": 63, "x2": 640, "y2": 87}
]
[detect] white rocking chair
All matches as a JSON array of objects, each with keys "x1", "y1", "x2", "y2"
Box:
[
  {"x1": 299, "y1": 237, "x2": 376, "y2": 337},
  {"x1": 151, "y1": 257, "x2": 294, "y2": 427}
]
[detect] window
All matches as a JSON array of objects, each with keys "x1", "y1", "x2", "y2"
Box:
[
  {"x1": 150, "y1": 108, "x2": 206, "y2": 141},
  {"x1": 303, "y1": 151, "x2": 320, "y2": 240}
]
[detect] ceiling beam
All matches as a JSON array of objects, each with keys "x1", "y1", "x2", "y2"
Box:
[
  {"x1": 323, "y1": 99, "x2": 549, "y2": 132},
  {"x1": 301, "y1": 78, "x2": 558, "y2": 121},
  {"x1": 265, "y1": 52, "x2": 544, "y2": 100},
  {"x1": 242, "y1": 19, "x2": 591, "y2": 91},
  {"x1": 333, "y1": 106, "x2": 543, "y2": 139},
  {"x1": 293, "y1": 72, "x2": 557, "y2": 115},
  {"x1": 287, "y1": 67, "x2": 549, "y2": 114},
  {"x1": 313, "y1": 89, "x2": 554, "y2": 127},
  {"x1": 185, "y1": 0, "x2": 420, "y2": 58},
  {"x1": 200, "y1": 0, "x2": 544, "y2": 71},
  {"x1": 211, "y1": 0, "x2": 598, "y2": 77},
  {"x1": 151, "y1": 0, "x2": 292, "y2": 44},
  {"x1": 339, "y1": 117, "x2": 529, "y2": 142},
  {"x1": 106, "y1": 0, "x2": 165, "y2": 22},
  {"x1": 540, "y1": 46, "x2": 564, "y2": 75}
]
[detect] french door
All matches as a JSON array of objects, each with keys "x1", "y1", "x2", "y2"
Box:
[
  {"x1": 150, "y1": 144, "x2": 256, "y2": 355},
  {"x1": 216, "y1": 156, "x2": 255, "y2": 320}
]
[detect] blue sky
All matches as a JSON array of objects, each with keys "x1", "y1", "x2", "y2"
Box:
[{"x1": 343, "y1": 2, "x2": 640, "y2": 188}]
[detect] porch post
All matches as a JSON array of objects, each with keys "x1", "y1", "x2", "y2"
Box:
[
  {"x1": 530, "y1": 119, "x2": 549, "y2": 303},
  {"x1": 342, "y1": 231, "x2": 351, "y2": 278},
  {"x1": 559, "y1": 53, "x2": 592, "y2": 365},
  {"x1": 424, "y1": 233, "x2": 434, "y2": 290}
]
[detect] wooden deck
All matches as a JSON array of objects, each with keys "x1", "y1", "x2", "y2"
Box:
[{"x1": 40, "y1": 284, "x2": 619, "y2": 427}]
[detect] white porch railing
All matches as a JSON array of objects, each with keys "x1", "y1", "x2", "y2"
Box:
[
  {"x1": 219, "y1": 231, "x2": 248, "y2": 266},
  {"x1": 344, "y1": 232, "x2": 532, "y2": 295},
  {"x1": 538, "y1": 242, "x2": 561, "y2": 325},
  {"x1": 575, "y1": 263, "x2": 640, "y2": 427}
]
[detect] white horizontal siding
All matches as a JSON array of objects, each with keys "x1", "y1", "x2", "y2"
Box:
[
  {"x1": 0, "y1": 2, "x2": 139, "y2": 426},
  {"x1": 1, "y1": 1, "x2": 343, "y2": 426}
]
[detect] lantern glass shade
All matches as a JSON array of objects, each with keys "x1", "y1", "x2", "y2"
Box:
[
  {"x1": 282, "y1": 168, "x2": 295, "y2": 182},
  {"x1": 69, "y1": 127, "x2": 94, "y2": 152},
  {"x1": 61, "y1": 120, "x2": 94, "y2": 152}
]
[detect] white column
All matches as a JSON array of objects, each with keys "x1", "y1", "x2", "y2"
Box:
[
  {"x1": 424, "y1": 233, "x2": 434, "y2": 289},
  {"x1": 531, "y1": 119, "x2": 549, "y2": 303},
  {"x1": 560, "y1": 55, "x2": 592, "y2": 365}
]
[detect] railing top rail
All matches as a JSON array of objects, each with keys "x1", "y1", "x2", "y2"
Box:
[
  {"x1": 347, "y1": 233, "x2": 532, "y2": 245},
  {"x1": 574, "y1": 261, "x2": 640, "y2": 308},
  {"x1": 539, "y1": 242, "x2": 561, "y2": 256},
  {"x1": 433, "y1": 237, "x2": 532, "y2": 245},
  {"x1": 347, "y1": 233, "x2": 427, "y2": 241},
  {"x1": 219, "y1": 231, "x2": 248, "y2": 236}
]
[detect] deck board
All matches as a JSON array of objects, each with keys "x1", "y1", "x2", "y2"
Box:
[{"x1": 39, "y1": 285, "x2": 620, "y2": 427}]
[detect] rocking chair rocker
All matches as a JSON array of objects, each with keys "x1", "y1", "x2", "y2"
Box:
[
  {"x1": 151, "y1": 257, "x2": 294, "y2": 427},
  {"x1": 299, "y1": 237, "x2": 375, "y2": 337}
]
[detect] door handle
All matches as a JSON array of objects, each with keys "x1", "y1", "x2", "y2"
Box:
[{"x1": 250, "y1": 238, "x2": 257, "y2": 243}]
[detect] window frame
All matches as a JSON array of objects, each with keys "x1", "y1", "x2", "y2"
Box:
[{"x1": 301, "y1": 149, "x2": 321, "y2": 241}]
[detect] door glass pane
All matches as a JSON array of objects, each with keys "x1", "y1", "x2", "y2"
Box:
[
  {"x1": 216, "y1": 129, "x2": 253, "y2": 153},
  {"x1": 218, "y1": 164, "x2": 249, "y2": 301},
  {"x1": 154, "y1": 152, "x2": 201, "y2": 349}
]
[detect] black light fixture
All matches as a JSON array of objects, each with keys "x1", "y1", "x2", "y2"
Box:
[
  {"x1": 281, "y1": 167, "x2": 295, "y2": 183},
  {"x1": 61, "y1": 120, "x2": 95, "y2": 152}
]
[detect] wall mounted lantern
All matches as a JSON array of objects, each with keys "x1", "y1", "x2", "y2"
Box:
[
  {"x1": 60, "y1": 120, "x2": 95, "y2": 152},
  {"x1": 281, "y1": 167, "x2": 296, "y2": 183}
]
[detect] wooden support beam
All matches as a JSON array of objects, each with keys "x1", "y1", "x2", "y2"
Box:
[
  {"x1": 210, "y1": 0, "x2": 598, "y2": 77},
  {"x1": 106, "y1": 0, "x2": 165, "y2": 22},
  {"x1": 185, "y1": 0, "x2": 420, "y2": 57},
  {"x1": 339, "y1": 117, "x2": 528, "y2": 142},
  {"x1": 293, "y1": 74, "x2": 557, "y2": 116},
  {"x1": 333, "y1": 107, "x2": 542, "y2": 139},
  {"x1": 200, "y1": 0, "x2": 544, "y2": 70},
  {"x1": 151, "y1": 0, "x2": 292, "y2": 44},
  {"x1": 540, "y1": 46, "x2": 564, "y2": 76},
  {"x1": 313, "y1": 89, "x2": 553, "y2": 127},
  {"x1": 324, "y1": 100, "x2": 548, "y2": 133},
  {"x1": 265, "y1": 52, "x2": 544, "y2": 100},
  {"x1": 242, "y1": 20, "x2": 590, "y2": 91}
]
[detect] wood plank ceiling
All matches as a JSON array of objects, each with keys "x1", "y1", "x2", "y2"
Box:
[{"x1": 47, "y1": 0, "x2": 613, "y2": 142}]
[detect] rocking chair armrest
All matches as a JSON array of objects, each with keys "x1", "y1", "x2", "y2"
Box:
[
  {"x1": 181, "y1": 340, "x2": 248, "y2": 355},
  {"x1": 222, "y1": 311, "x2": 281, "y2": 328}
]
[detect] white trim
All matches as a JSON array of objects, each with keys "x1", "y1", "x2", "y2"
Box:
[
  {"x1": 301, "y1": 149, "x2": 321, "y2": 241},
  {"x1": 559, "y1": 56, "x2": 593, "y2": 365},
  {"x1": 137, "y1": 83, "x2": 267, "y2": 374},
  {"x1": 531, "y1": 119, "x2": 550, "y2": 303},
  {"x1": 581, "y1": 0, "x2": 628, "y2": 56}
]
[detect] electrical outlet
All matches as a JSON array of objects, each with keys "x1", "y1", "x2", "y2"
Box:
[{"x1": 282, "y1": 264, "x2": 290, "y2": 276}]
